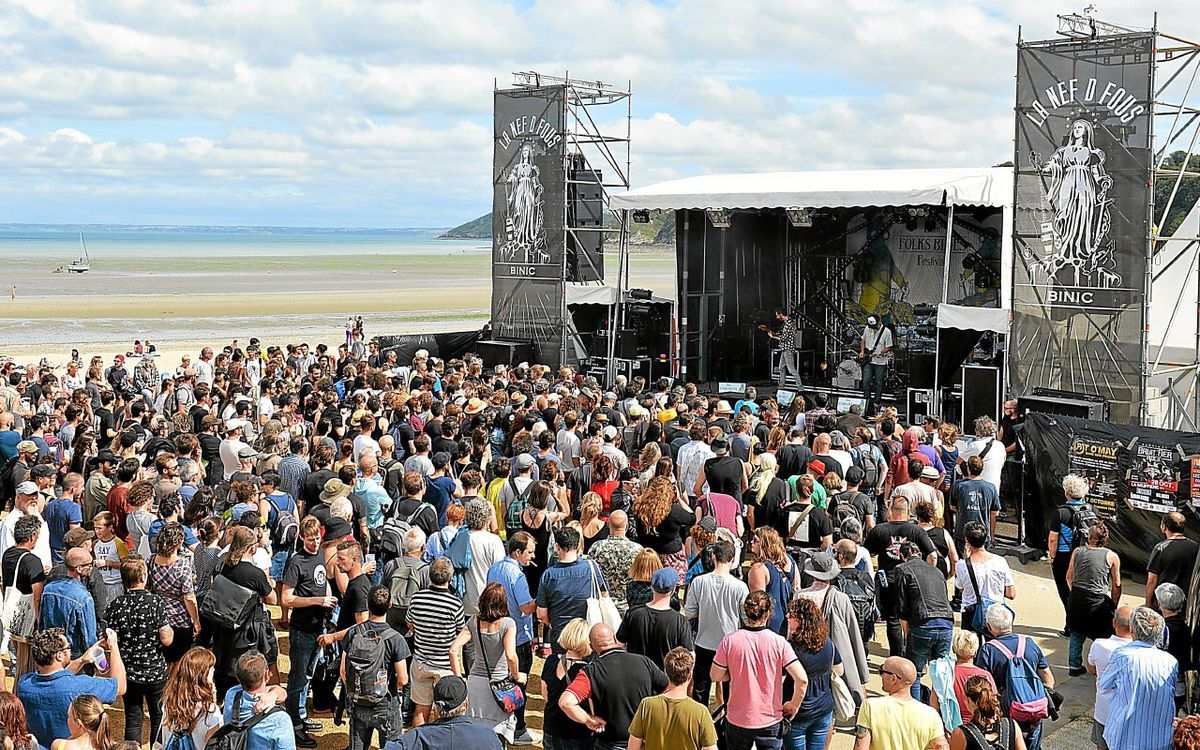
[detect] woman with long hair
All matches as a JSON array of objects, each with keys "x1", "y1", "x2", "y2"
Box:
[
  {"x1": 541, "y1": 460, "x2": 570, "y2": 519},
  {"x1": 1066, "y1": 521, "x2": 1121, "y2": 675},
  {"x1": 0, "y1": 692, "x2": 36, "y2": 750},
  {"x1": 747, "y1": 527, "x2": 799, "y2": 635},
  {"x1": 633, "y1": 476, "x2": 697, "y2": 577},
  {"x1": 746, "y1": 453, "x2": 787, "y2": 532},
  {"x1": 51, "y1": 695, "x2": 110, "y2": 750},
  {"x1": 518, "y1": 482, "x2": 568, "y2": 600},
  {"x1": 207, "y1": 526, "x2": 276, "y2": 700},
  {"x1": 637, "y1": 443, "x2": 662, "y2": 485},
  {"x1": 452, "y1": 583, "x2": 522, "y2": 741},
  {"x1": 147, "y1": 522, "x2": 200, "y2": 662},
  {"x1": 192, "y1": 517, "x2": 224, "y2": 607},
  {"x1": 784, "y1": 598, "x2": 845, "y2": 750},
  {"x1": 576, "y1": 492, "x2": 607, "y2": 554},
  {"x1": 684, "y1": 522, "x2": 716, "y2": 585},
  {"x1": 626, "y1": 548, "x2": 663, "y2": 611},
  {"x1": 588, "y1": 454, "x2": 619, "y2": 511},
  {"x1": 915, "y1": 499, "x2": 956, "y2": 579},
  {"x1": 159, "y1": 647, "x2": 223, "y2": 750},
  {"x1": 949, "y1": 675, "x2": 1026, "y2": 750}
]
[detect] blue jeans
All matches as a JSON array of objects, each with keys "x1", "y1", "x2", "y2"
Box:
[
  {"x1": 906, "y1": 624, "x2": 952, "y2": 699},
  {"x1": 1069, "y1": 631, "x2": 1087, "y2": 670},
  {"x1": 1022, "y1": 721, "x2": 1043, "y2": 750},
  {"x1": 727, "y1": 721, "x2": 783, "y2": 750},
  {"x1": 286, "y1": 629, "x2": 320, "y2": 728},
  {"x1": 862, "y1": 362, "x2": 887, "y2": 408},
  {"x1": 785, "y1": 711, "x2": 832, "y2": 750}
]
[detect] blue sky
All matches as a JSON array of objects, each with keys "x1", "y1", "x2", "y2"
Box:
[{"x1": 0, "y1": 0, "x2": 1181, "y2": 228}]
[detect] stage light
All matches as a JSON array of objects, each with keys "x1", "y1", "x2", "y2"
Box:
[
  {"x1": 785, "y1": 207, "x2": 813, "y2": 227},
  {"x1": 706, "y1": 209, "x2": 732, "y2": 228},
  {"x1": 632, "y1": 209, "x2": 651, "y2": 224},
  {"x1": 629, "y1": 288, "x2": 653, "y2": 300}
]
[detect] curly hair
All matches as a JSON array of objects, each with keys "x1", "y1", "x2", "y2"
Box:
[
  {"x1": 579, "y1": 492, "x2": 603, "y2": 522},
  {"x1": 752, "y1": 527, "x2": 789, "y2": 570},
  {"x1": 787, "y1": 597, "x2": 829, "y2": 652},
  {"x1": 31, "y1": 628, "x2": 69, "y2": 666},
  {"x1": 1174, "y1": 715, "x2": 1200, "y2": 750},
  {"x1": 633, "y1": 476, "x2": 676, "y2": 530},
  {"x1": 127, "y1": 479, "x2": 155, "y2": 509},
  {"x1": 743, "y1": 590, "x2": 774, "y2": 625},
  {"x1": 591, "y1": 454, "x2": 615, "y2": 483},
  {"x1": 155, "y1": 521, "x2": 186, "y2": 555}
]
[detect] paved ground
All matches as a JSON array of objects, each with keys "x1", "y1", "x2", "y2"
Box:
[{"x1": 27, "y1": 553, "x2": 1136, "y2": 749}]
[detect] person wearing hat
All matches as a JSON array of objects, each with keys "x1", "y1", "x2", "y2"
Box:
[
  {"x1": 382, "y1": 674, "x2": 501, "y2": 750},
  {"x1": 219, "y1": 418, "x2": 250, "y2": 481},
  {"x1": 307, "y1": 477, "x2": 351, "y2": 531},
  {"x1": 600, "y1": 425, "x2": 630, "y2": 473},
  {"x1": 0, "y1": 481, "x2": 51, "y2": 565},
  {"x1": 708, "y1": 399, "x2": 735, "y2": 435},
  {"x1": 5, "y1": 440, "x2": 39, "y2": 505},
  {"x1": 82, "y1": 450, "x2": 119, "y2": 525},
  {"x1": 826, "y1": 430, "x2": 854, "y2": 476},
  {"x1": 891, "y1": 459, "x2": 941, "y2": 514},
  {"x1": 617, "y1": 567, "x2": 693, "y2": 670}
]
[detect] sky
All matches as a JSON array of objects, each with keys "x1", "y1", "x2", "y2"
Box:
[{"x1": 0, "y1": 0, "x2": 1189, "y2": 228}]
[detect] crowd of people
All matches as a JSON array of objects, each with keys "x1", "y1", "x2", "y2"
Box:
[{"x1": 0, "y1": 337, "x2": 1194, "y2": 750}]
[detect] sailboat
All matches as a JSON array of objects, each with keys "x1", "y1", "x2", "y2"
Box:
[{"x1": 68, "y1": 232, "x2": 90, "y2": 273}]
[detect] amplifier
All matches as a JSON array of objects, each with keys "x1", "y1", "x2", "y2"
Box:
[{"x1": 1019, "y1": 393, "x2": 1109, "y2": 421}]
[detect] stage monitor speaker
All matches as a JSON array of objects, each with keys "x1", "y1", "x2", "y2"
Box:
[
  {"x1": 567, "y1": 163, "x2": 604, "y2": 283},
  {"x1": 907, "y1": 388, "x2": 934, "y2": 424},
  {"x1": 908, "y1": 353, "x2": 935, "y2": 389},
  {"x1": 594, "y1": 330, "x2": 638, "y2": 360},
  {"x1": 475, "y1": 340, "x2": 536, "y2": 368},
  {"x1": 961, "y1": 365, "x2": 1000, "y2": 431},
  {"x1": 1019, "y1": 393, "x2": 1109, "y2": 421}
]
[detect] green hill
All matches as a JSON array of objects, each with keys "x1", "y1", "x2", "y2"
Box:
[{"x1": 439, "y1": 209, "x2": 675, "y2": 245}]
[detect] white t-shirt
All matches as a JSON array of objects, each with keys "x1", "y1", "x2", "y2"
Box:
[
  {"x1": 862, "y1": 326, "x2": 894, "y2": 365},
  {"x1": 353, "y1": 434, "x2": 381, "y2": 463},
  {"x1": 0, "y1": 508, "x2": 51, "y2": 567},
  {"x1": 959, "y1": 437, "x2": 1006, "y2": 490},
  {"x1": 1089, "y1": 635, "x2": 1133, "y2": 724},
  {"x1": 954, "y1": 554, "x2": 1014, "y2": 608},
  {"x1": 464, "y1": 531, "x2": 507, "y2": 616},
  {"x1": 828, "y1": 449, "x2": 853, "y2": 477}
]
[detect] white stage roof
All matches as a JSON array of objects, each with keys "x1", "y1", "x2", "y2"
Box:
[
  {"x1": 610, "y1": 167, "x2": 1014, "y2": 211},
  {"x1": 937, "y1": 303, "x2": 1009, "y2": 334}
]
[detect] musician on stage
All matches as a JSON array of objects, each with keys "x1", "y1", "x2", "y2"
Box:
[
  {"x1": 764, "y1": 306, "x2": 800, "y2": 390},
  {"x1": 859, "y1": 314, "x2": 893, "y2": 414}
]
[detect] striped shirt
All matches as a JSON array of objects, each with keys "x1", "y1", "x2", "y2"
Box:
[
  {"x1": 406, "y1": 586, "x2": 466, "y2": 670},
  {"x1": 1098, "y1": 640, "x2": 1177, "y2": 750}
]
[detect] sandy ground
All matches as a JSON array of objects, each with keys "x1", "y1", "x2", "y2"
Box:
[{"x1": 0, "y1": 553, "x2": 1134, "y2": 749}]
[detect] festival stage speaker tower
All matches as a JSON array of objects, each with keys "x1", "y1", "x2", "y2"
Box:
[{"x1": 960, "y1": 365, "x2": 1001, "y2": 432}]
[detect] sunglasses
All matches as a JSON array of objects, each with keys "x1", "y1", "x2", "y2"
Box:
[{"x1": 879, "y1": 666, "x2": 900, "y2": 679}]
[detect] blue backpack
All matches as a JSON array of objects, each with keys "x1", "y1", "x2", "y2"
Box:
[
  {"x1": 991, "y1": 635, "x2": 1049, "y2": 723},
  {"x1": 162, "y1": 730, "x2": 197, "y2": 750},
  {"x1": 445, "y1": 526, "x2": 472, "y2": 598}
]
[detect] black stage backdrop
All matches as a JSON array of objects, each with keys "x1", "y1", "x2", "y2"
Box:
[
  {"x1": 1011, "y1": 33, "x2": 1154, "y2": 424},
  {"x1": 373, "y1": 329, "x2": 482, "y2": 365},
  {"x1": 492, "y1": 85, "x2": 567, "y2": 363},
  {"x1": 1020, "y1": 411, "x2": 1200, "y2": 571}
]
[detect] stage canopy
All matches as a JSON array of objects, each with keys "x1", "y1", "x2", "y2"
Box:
[
  {"x1": 565, "y1": 284, "x2": 671, "y2": 306},
  {"x1": 609, "y1": 167, "x2": 1014, "y2": 211},
  {"x1": 936, "y1": 303, "x2": 1009, "y2": 333}
]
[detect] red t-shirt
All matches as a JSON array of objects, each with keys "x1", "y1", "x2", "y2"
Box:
[{"x1": 106, "y1": 484, "x2": 130, "y2": 541}]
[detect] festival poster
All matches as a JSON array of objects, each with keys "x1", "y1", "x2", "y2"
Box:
[
  {"x1": 1010, "y1": 32, "x2": 1154, "y2": 424},
  {"x1": 1190, "y1": 456, "x2": 1200, "y2": 508},
  {"x1": 1127, "y1": 442, "x2": 1180, "y2": 514},
  {"x1": 1067, "y1": 435, "x2": 1123, "y2": 520},
  {"x1": 491, "y1": 85, "x2": 567, "y2": 357}
]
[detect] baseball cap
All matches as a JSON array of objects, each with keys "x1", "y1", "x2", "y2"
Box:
[
  {"x1": 64, "y1": 527, "x2": 96, "y2": 548},
  {"x1": 628, "y1": 404, "x2": 646, "y2": 418},
  {"x1": 15, "y1": 481, "x2": 38, "y2": 495},
  {"x1": 651, "y1": 567, "x2": 679, "y2": 594},
  {"x1": 697, "y1": 516, "x2": 718, "y2": 533},
  {"x1": 433, "y1": 675, "x2": 469, "y2": 713},
  {"x1": 516, "y1": 453, "x2": 535, "y2": 471},
  {"x1": 602, "y1": 425, "x2": 618, "y2": 440},
  {"x1": 226, "y1": 418, "x2": 249, "y2": 432},
  {"x1": 96, "y1": 450, "x2": 118, "y2": 464},
  {"x1": 845, "y1": 466, "x2": 866, "y2": 485}
]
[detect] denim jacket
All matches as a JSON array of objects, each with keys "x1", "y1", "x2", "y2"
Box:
[{"x1": 37, "y1": 576, "x2": 97, "y2": 658}]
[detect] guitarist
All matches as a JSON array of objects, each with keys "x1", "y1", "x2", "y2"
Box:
[
  {"x1": 859, "y1": 315, "x2": 894, "y2": 415},
  {"x1": 763, "y1": 307, "x2": 800, "y2": 391}
]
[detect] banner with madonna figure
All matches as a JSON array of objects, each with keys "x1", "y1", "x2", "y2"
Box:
[{"x1": 1011, "y1": 32, "x2": 1154, "y2": 424}]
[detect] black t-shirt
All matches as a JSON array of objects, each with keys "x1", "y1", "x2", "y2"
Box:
[
  {"x1": 282, "y1": 548, "x2": 330, "y2": 634},
  {"x1": 615, "y1": 606, "x2": 694, "y2": 669},
  {"x1": 432, "y1": 436, "x2": 457, "y2": 459},
  {"x1": 199, "y1": 433, "x2": 222, "y2": 465},
  {"x1": 220, "y1": 559, "x2": 272, "y2": 595},
  {"x1": 336, "y1": 573, "x2": 371, "y2": 631},
  {"x1": 581, "y1": 650, "x2": 669, "y2": 744},
  {"x1": 391, "y1": 423, "x2": 415, "y2": 457},
  {"x1": 640, "y1": 504, "x2": 696, "y2": 555},
  {"x1": 774, "y1": 502, "x2": 834, "y2": 549},
  {"x1": 391, "y1": 497, "x2": 438, "y2": 540},
  {"x1": 302, "y1": 469, "x2": 335, "y2": 512},
  {"x1": 345, "y1": 621, "x2": 411, "y2": 693},
  {"x1": 707, "y1": 417, "x2": 732, "y2": 434},
  {"x1": 2, "y1": 546, "x2": 46, "y2": 594},
  {"x1": 703, "y1": 456, "x2": 745, "y2": 500},
  {"x1": 777, "y1": 443, "x2": 814, "y2": 480},
  {"x1": 812, "y1": 455, "x2": 841, "y2": 478},
  {"x1": 1148, "y1": 537, "x2": 1199, "y2": 592},
  {"x1": 864, "y1": 520, "x2": 935, "y2": 573},
  {"x1": 751, "y1": 477, "x2": 791, "y2": 530}
]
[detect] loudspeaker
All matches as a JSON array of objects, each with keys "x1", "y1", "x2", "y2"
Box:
[
  {"x1": 1019, "y1": 392, "x2": 1109, "y2": 421},
  {"x1": 907, "y1": 388, "x2": 934, "y2": 424},
  {"x1": 908, "y1": 353, "x2": 936, "y2": 389},
  {"x1": 961, "y1": 365, "x2": 1000, "y2": 431},
  {"x1": 474, "y1": 340, "x2": 536, "y2": 368},
  {"x1": 567, "y1": 160, "x2": 604, "y2": 283}
]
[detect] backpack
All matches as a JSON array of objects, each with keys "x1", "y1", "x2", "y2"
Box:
[
  {"x1": 343, "y1": 624, "x2": 396, "y2": 706},
  {"x1": 1068, "y1": 502, "x2": 1099, "y2": 550},
  {"x1": 207, "y1": 690, "x2": 286, "y2": 750},
  {"x1": 850, "y1": 444, "x2": 881, "y2": 488},
  {"x1": 379, "y1": 457, "x2": 404, "y2": 500},
  {"x1": 831, "y1": 570, "x2": 877, "y2": 643},
  {"x1": 386, "y1": 560, "x2": 428, "y2": 631},
  {"x1": 503, "y1": 479, "x2": 535, "y2": 531},
  {"x1": 265, "y1": 494, "x2": 298, "y2": 552},
  {"x1": 990, "y1": 635, "x2": 1049, "y2": 723},
  {"x1": 161, "y1": 729, "x2": 198, "y2": 750},
  {"x1": 961, "y1": 720, "x2": 1015, "y2": 750},
  {"x1": 445, "y1": 526, "x2": 472, "y2": 599},
  {"x1": 830, "y1": 491, "x2": 866, "y2": 532},
  {"x1": 372, "y1": 519, "x2": 406, "y2": 564}
]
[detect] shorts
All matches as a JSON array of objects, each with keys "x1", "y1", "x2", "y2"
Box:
[
  {"x1": 410, "y1": 660, "x2": 454, "y2": 707},
  {"x1": 270, "y1": 550, "x2": 291, "y2": 580},
  {"x1": 1092, "y1": 720, "x2": 1107, "y2": 749}
]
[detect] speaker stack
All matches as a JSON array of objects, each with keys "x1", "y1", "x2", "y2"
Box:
[{"x1": 567, "y1": 155, "x2": 605, "y2": 283}]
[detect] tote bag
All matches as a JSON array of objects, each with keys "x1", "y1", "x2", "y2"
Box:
[{"x1": 584, "y1": 560, "x2": 622, "y2": 631}]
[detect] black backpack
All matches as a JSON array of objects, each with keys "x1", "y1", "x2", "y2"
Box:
[
  {"x1": 1069, "y1": 502, "x2": 1099, "y2": 549},
  {"x1": 832, "y1": 570, "x2": 877, "y2": 643},
  {"x1": 265, "y1": 494, "x2": 298, "y2": 552},
  {"x1": 830, "y1": 491, "x2": 867, "y2": 532},
  {"x1": 207, "y1": 690, "x2": 286, "y2": 750},
  {"x1": 344, "y1": 624, "x2": 395, "y2": 705},
  {"x1": 0, "y1": 456, "x2": 19, "y2": 509}
]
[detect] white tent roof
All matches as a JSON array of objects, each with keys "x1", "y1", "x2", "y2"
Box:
[
  {"x1": 565, "y1": 284, "x2": 671, "y2": 306},
  {"x1": 610, "y1": 167, "x2": 1013, "y2": 211},
  {"x1": 937, "y1": 303, "x2": 1009, "y2": 334}
]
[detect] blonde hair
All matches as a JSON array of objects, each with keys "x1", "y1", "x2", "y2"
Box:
[
  {"x1": 749, "y1": 453, "x2": 778, "y2": 505},
  {"x1": 557, "y1": 618, "x2": 593, "y2": 656},
  {"x1": 952, "y1": 629, "x2": 980, "y2": 660},
  {"x1": 580, "y1": 492, "x2": 603, "y2": 521},
  {"x1": 69, "y1": 695, "x2": 111, "y2": 750}
]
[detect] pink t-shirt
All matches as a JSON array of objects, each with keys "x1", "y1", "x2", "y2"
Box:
[
  {"x1": 702, "y1": 492, "x2": 742, "y2": 534},
  {"x1": 714, "y1": 627, "x2": 798, "y2": 729}
]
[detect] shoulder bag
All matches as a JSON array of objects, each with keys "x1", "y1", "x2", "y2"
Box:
[
  {"x1": 198, "y1": 559, "x2": 260, "y2": 630},
  {"x1": 476, "y1": 618, "x2": 525, "y2": 713},
  {"x1": 585, "y1": 560, "x2": 622, "y2": 631}
]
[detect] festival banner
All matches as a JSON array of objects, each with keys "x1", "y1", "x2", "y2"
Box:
[
  {"x1": 491, "y1": 85, "x2": 568, "y2": 361},
  {"x1": 1067, "y1": 435, "x2": 1124, "y2": 521},
  {"x1": 1011, "y1": 32, "x2": 1154, "y2": 423}
]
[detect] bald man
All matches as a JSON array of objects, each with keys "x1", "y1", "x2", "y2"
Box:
[
  {"x1": 855, "y1": 656, "x2": 947, "y2": 750},
  {"x1": 589, "y1": 510, "x2": 643, "y2": 614},
  {"x1": 37, "y1": 547, "x2": 98, "y2": 658},
  {"x1": 560, "y1": 623, "x2": 668, "y2": 747},
  {"x1": 1088, "y1": 605, "x2": 1134, "y2": 749}
]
